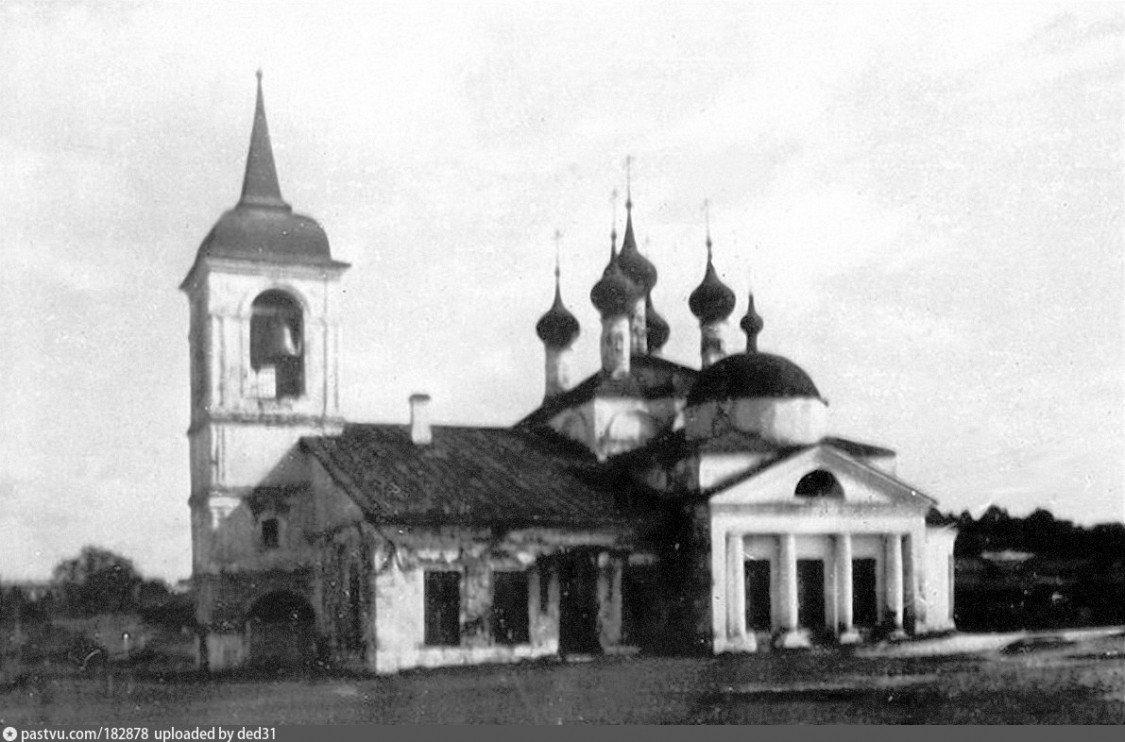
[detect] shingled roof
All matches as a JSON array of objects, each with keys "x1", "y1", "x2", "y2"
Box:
[{"x1": 302, "y1": 424, "x2": 648, "y2": 528}]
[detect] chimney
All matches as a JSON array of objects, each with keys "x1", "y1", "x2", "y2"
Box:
[{"x1": 409, "y1": 393, "x2": 432, "y2": 445}]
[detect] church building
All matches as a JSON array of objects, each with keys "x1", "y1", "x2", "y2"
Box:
[{"x1": 182, "y1": 77, "x2": 956, "y2": 674}]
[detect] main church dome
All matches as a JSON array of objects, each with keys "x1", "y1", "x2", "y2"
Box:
[
  {"x1": 686, "y1": 352, "x2": 827, "y2": 446},
  {"x1": 687, "y1": 353, "x2": 820, "y2": 404}
]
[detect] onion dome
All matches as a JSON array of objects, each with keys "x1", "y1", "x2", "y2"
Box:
[
  {"x1": 591, "y1": 255, "x2": 642, "y2": 317},
  {"x1": 645, "y1": 295, "x2": 670, "y2": 351},
  {"x1": 536, "y1": 279, "x2": 580, "y2": 348},
  {"x1": 687, "y1": 352, "x2": 820, "y2": 405},
  {"x1": 688, "y1": 238, "x2": 736, "y2": 324},
  {"x1": 616, "y1": 209, "x2": 657, "y2": 294},
  {"x1": 193, "y1": 72, "x2": 339, "y2": 268},
  {"x1": 740, "y1": 293, "x2": 765, "y2": 352}
]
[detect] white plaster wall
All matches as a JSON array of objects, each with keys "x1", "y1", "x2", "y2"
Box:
[
  {"x1": 920, "y1": 527, "x2": 957, "y2": 632},
  {"x1": 698, "y1": 452, "x2": 775, "y2": 490},
  {"x1": 549, "y1": 396, "x2": 683, "y2": 459},
  {"x1": 372, "y1": 558, "x2": 425, "y2": 673}
]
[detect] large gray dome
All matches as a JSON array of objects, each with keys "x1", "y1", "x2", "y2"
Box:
[{"x1": 687, "y1": 352, "x2": 821, "y2": 405}]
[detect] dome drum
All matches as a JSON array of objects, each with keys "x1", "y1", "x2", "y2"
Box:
[{"x1": 686, "y1": 397, "x2": 828, "y2": 446}]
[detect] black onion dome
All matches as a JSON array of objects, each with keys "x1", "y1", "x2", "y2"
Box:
[
  {"x1": 740, "y1": 293, "x2": 764, "y2": 337},
  {"x1": 536, "y1": 284, "x2": 580, "y2": 348},
  {"x1": 645, "y1": 295, "x2": 670, "y2": 351},
  {"x1": 689, "y1": 258, "x2": 736, "y2": 324},
  {"x1": 616, "y1": 213, "x2": 657, "y2": 293},
  {"x1": 687, "y1": 352, "x2": 821, "y2": 405},
  {"x1": 591, "y1": 257, "x2": 642, "y2": 317}
]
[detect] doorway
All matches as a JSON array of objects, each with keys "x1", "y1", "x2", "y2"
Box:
[
  {"x1": 246, "y1": 591, "x2": 316, "y2": 669},
  {"x1": 797, "y1": 559, "x2": 826, "y2": 629},
  {"x1": 557, "y1": 552, "x2": 600, "y2": 655},
  {"x1": 744, "y1": 560, "x2": 772, "y2": 631},
  {"x1": 852, "y1": 558, "x2": 878, "y2": 627}
]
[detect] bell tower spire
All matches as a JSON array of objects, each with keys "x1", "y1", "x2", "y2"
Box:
[{"x1": 240, "y1": 70, "x2": 288, "y2": 209}]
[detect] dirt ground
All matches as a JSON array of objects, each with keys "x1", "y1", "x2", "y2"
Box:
[{"x1": 2, "y1": 629, "x2": 1122, "y2": 724}]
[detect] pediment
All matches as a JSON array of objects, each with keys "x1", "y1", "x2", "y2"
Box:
[{"x1": 707, "y1": 443, "x2": 934, "y2": 511}]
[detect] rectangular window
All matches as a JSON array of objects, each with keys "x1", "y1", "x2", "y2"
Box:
[
  {"x1": 491, "y1": 571, "x2": 530, "y2": 645},
  {"x1": 424, "y1": 571, "x2": 461, "y2": 646},
  {"x1": 261, "y1": 518, "x2": 279, "y2": 550}
]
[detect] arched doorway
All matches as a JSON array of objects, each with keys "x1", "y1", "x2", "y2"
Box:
[{"x1": 246, "y1": 591, "x2": 316, "y2": 669}]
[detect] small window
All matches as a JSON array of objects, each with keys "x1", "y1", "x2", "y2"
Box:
[
  {"x1": 424, "y1": 571, "x2": 461, "y2": 646},
  {"x1": 261, "y1": 518, "x2": 279, "y2": 550},
  {"x1": 795, "y1": 469, "x2": 844, "y2": 498},
  {"x1": 491, "y1": 571, "x2": 530, "y2": 645}
]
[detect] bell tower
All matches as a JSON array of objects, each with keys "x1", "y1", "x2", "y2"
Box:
[{"x1": 180, "y1": 73, "x2": 348, "y2": 665}]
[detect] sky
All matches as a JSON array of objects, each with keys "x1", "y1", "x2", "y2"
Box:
[{"x1": 0, "y1": 2, "x2": 1122, "y2": 583}]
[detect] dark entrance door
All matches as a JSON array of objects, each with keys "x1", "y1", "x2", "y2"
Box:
[
  {"x1": 246, "y1": 591, "x2": 316, "y2": 670},
  {"x1": 744, "y1": 560, "x2": 772, "y2": 631},
  {"x1": 557, "y1": 552, "x2": 600, "y2": 655},
  {"x1": 797, "y1": 559, "x2": 826, "y2": 629},
  {"x1": 852, "y1": 558, "x2": 878, "y2": 626}
]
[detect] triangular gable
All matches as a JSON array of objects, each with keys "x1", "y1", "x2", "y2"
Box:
[{"x1": 708, "y1": 442, "x2": 935, "y2": 511}]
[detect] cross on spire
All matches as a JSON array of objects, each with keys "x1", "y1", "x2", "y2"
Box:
[
  {"x1": 609, "y1": 188, "x2": 619, "y2": 258},
  {"x1": 553, "y1": 229, "x2": 562, "y2": 283},
  {"x1": 703, "y1": 199, "x2": 713, "y2": 262},
  {"x1": 625, "y1": 155, "x2": 633, "y2": 212}
]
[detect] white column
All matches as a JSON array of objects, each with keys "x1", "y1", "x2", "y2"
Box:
[
  {"x1": 777, "y1": 533, "x2": 807, "y2": 648},
  {"x1": 725, "y1": 534, "x2": 741, "y2": 639},
  {"x1": 886, "y1": 533, "x2": 906, "y2": 638},
  {"x1": 724, "y1": 534, "x2": 753, "y2": 650},
  {"x1": 836, "y1": 533, "x2": 860, "y2": 643}
]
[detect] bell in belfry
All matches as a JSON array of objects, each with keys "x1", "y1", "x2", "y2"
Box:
[{"x1": 265, "y1": 319, "x2": 301, "y2": 360}]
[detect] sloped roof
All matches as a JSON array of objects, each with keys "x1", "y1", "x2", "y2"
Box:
[
  {"x1": 822, "y1": 436, "x2": 896, "y2": 458},
  {"x1": 518, "y1": 355, "x2": 698, "y2": 429},
  {"x1": 302, "y1": 424, "x2": 646, "y2": 527}
]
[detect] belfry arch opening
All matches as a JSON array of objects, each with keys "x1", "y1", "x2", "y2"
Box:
[
  {"x1": 250, "y1": 290, "x2": 304, "y2": 398},
  {"x1": 245, "y1": 591, "x2": 316, "y2": 669},
  {"x1": 795, "y1": 469, "x2": 844, "y2": 499}
]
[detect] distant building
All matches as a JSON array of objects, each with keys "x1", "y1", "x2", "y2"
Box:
[{"x1": 183, "y1": 76, "x2": 956, "y2": 674}]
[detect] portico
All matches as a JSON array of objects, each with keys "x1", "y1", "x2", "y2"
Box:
[{"x1": 706, "y1": 444, "x2": 948, "y2": 654}]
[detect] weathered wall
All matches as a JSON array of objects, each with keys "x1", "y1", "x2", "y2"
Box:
[{"x1": 369, "y1": 526, "x2": 644, "y2": 674}]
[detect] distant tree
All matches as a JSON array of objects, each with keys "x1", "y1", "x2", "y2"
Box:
[{"x1": 51, "y1": 546, "x2": 144, "y2": 617}]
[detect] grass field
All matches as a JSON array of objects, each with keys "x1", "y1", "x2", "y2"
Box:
[{"x1": 1, "y1": 630, "x2": 1122, "y2": 725}]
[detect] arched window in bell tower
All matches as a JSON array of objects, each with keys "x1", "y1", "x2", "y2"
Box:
[{"x1": 250, "y1": 290, "x2": 304, "y2": 399}]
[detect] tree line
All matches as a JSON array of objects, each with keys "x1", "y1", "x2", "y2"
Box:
[
  {"x1": 2, "y1": 545, "x2": 191, "y2": 626},
  {"x1": 929, "y1": 506, "x2": 1125, "y2": 561}
]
